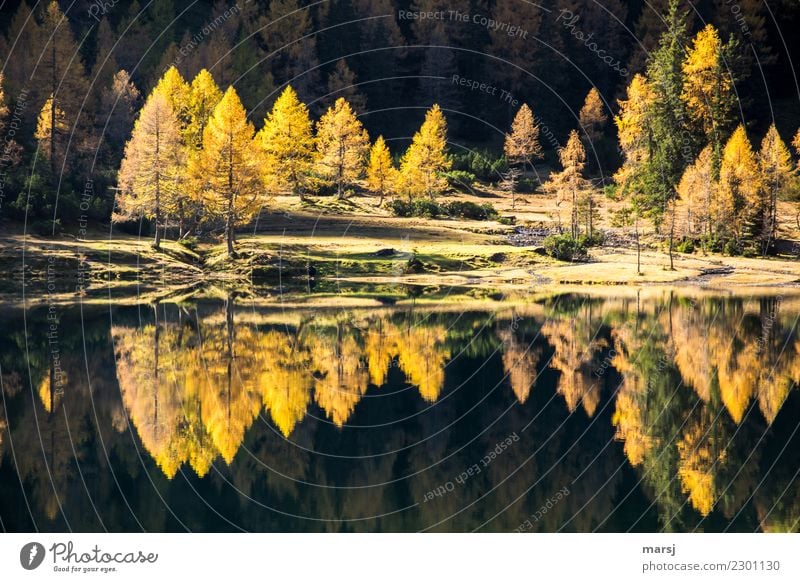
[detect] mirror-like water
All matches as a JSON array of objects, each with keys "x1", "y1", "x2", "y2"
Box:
[{"x1": 1, "y1": 291, "x2": 799, "y2": 532}]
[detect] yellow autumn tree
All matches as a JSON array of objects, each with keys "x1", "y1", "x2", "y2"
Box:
[
  {"x1": 366, "y1": 136, "x2": 397, "y2": 205},
  {"x1": 193, "y1": 87, "x2": 263, "y2": 255},
  {"x1": 677, "y1": 145, "x2": 714, "y2": 238},
  {"x1": 186, "y1": 69, "x2": 223, "y2": 150},
  {"x1": 34, "y1": 95, "x2": 68, "y2": 172},
  {"x1": 315, "y1": 97, "x2": 370, "y2": 199},
  {"x1": 717, "y1": 125, "x2": 762, "y2": 249},
  {"x1": 116, "y1": 91, "x2": 185, "y2": 249},
  {"x1": 152, "y1": 65, "x2": 191, "y2": 129},
  {"x1": 614, "y1": 74, "x2": 655, "y2": 189},
  {"x1": 399, "y1": 104, "x2": 451, "y2": 200},
  {"x1": 758, "y1": 124, "x2": 795, "y2": 254},
  {"x1": 793, "y1": 128, "x2": 800, "y2": 167},
  {"x1": 504, "y1": 103, "x2": 543, "y2": 170},
  {"x1": 578, "y1": 88, "x2": 608, "y2": 144},
  {"x1": 504, "y1": 103, "x2": 544, "y2": 208},
  {"x1": 257, "y1": 86, "x2": 315, "y2": 199},
  {"x1": 682, "y1": 24, "x2": 735, "y2": 174},
  {"x1": 544, "y1": 130, "x2": 593, "y2": 239}
]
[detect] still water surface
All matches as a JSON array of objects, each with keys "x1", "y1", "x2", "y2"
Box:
[{"x1": 1, "y1": 291, "x2": 799, "y2": 532}]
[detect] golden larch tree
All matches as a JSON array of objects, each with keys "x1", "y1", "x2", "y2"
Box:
[
  {"x1": 681, "y1": 24, "x2": 735, "y2": 175},
  {"x1": 186, "y1": 69, "x2": 223, "y2": 150},
  {"x1": 545, "y1": 130, "x2": 593, "y2": 239},
  {"x1": 399, "y1": 104, "x2": 451, "y2": 200},
  {"x1": 257, "y1": 86, "x2": 315, "y2": 199},
  {"x1": 315, "y1": 97, "x2": 370, "y2": 199},
  {"x1": 116, "y1": 92, "x2": 185, "y2": 249},
  {"x1": 578, "y1": 88, "x2": 608, "y2": 144},
  {"x1": 793, "y1": 128, "x2": 800, "y2": 166},
  {"x1": 152, "y1": 66, "x2": 191, "y2": 130},
  {"x1": 677, "y1": 145, "x2": 714, "y2": 238},
  {"x1": 614, "y1": 74, "x2": 655, "y2": 189},
  {"x1": 34, "y1": 96, "x2": 68, "y2": 172},
  {"x1": 504, "y1": 103, "x2": 543, "y2": 169},
  {"x1": 758, "y1": 124, "x2": 795, "y2": 254},
  {"x1": 716, "y1": 125, "x2": 762, "y2": 248},
  {"x1": 36, "y1": 1, "x2": 90, "y2": 179},
  {"x1": 366, "y1": 136, "x2": 397, "y2": 205},
  {"x1": 504, "y1": 103, "x2": 544, "y2": 208},
  {"x1": 194, "y1": 87, "x2": 263, "y2": 256}
]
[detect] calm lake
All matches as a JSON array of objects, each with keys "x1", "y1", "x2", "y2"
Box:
[{"x1": 1, "y1": 291, "x2": 799, "y2": 532}]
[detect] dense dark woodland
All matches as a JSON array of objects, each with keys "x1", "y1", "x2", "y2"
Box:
[{"x1": 0, "y1": 0, "x2": 798, "y2": 231}]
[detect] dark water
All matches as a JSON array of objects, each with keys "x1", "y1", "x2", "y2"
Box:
[{"x1": 1, "y1": 292, "x2": 799, "y2": 532}]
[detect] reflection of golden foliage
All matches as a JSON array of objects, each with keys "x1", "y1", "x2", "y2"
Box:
[
  {"x1": 396, "y1": 324, "x2": 450, "y2": 402},
  {"x1": 364, "y1": 320, "x2": 398, "y2": 387},
  {"x1": 541, "y1": 316, "x2": 605, "y2": 417},
  {"x1": 259, "y1": 330, "x2": 312, "y2": 437},
  {"x1": 2, "y1": 371, "x2": 22, "y2": 396},
  {"x1": 670, "y1": 311, "x2": 712, "y2": 402},
  {"x1": 677, "y1": 415, "x2": 727, "y2": 517},
  {"x1": 669, "y1": 301, "x2": 800, "y2": 425},
  {"x1": 198, "y1": 326, "x2": 263, "y2": 464},
  {"x1": 365, "y1": 318, "x2": 451, "y2": 401},
  {"x1": 113, "y1": 324, "x2": 189, "y2": 478},
  {"x1": 38, "y1": 373, "x2": 64, "y2": 414},
  {"x1": 611, "y1": 375, "x2": 652, "y2": 466},
  {"x1": 718, "y1": 341, "x2": 759, "y2": 424},
  {"x1": 498, "y1": 326, "x2": 539, "y2": 404},
  {"x1": 310, "y1": 328, "x2": 369, "y2": 427},
  {"x1": 757, "y1": 337, "x2": 800, "y2": 424}
]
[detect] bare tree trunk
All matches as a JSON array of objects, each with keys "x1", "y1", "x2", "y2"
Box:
[
  {"x1": 154, "y1": 187, "x2": 161, "y2": 249},
  {"x1": 635, "y1": 214, "x2": 642, "y2": 276},
  {"x1": 668, "y1": 196, "x2": 676, "y2": 271}
]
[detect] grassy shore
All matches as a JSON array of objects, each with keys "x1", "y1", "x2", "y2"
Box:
[{"x1": 4, "y1": 189, "x2": 800, "y2": 305}]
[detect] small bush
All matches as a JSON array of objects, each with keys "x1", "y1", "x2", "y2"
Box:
[
  {"x1": 178, "y1": 236, "x2": 199, "y2": 250},
  {"x1": 543, "y1": 234, "x2": 588, "y2": 261},
  {"x1": 723, "y1": 239, "x2": 740, "y2": 256},
  {"x1": 498, "y1": 216, "x2": 516, "y2": 226},
  {"x1": 518, "y1": 178, "x2": 540, "y2": 192},
  {"x1": 675, "y1": 238, "x2": 695, "y2": 254},
  {"x1": 582, "y1": 232, "x2": 606, "y2": 247},
  {"x1": 451, "y1": 151, "x2": 508, "y2": 182},
  {"x1": 389, "y1": 199, "x2": 499, "y2": 221},
  {"x1": 442, "y1": 170, "x2": 476, "y2": 191},
  {"x1": 444, "y1": 201, "x2": 498, "y2": 220}
]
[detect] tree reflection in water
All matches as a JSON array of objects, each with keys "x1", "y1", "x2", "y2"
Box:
[{"x1": 1, "y1": 292, "x2": 799, "y2": 532}]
